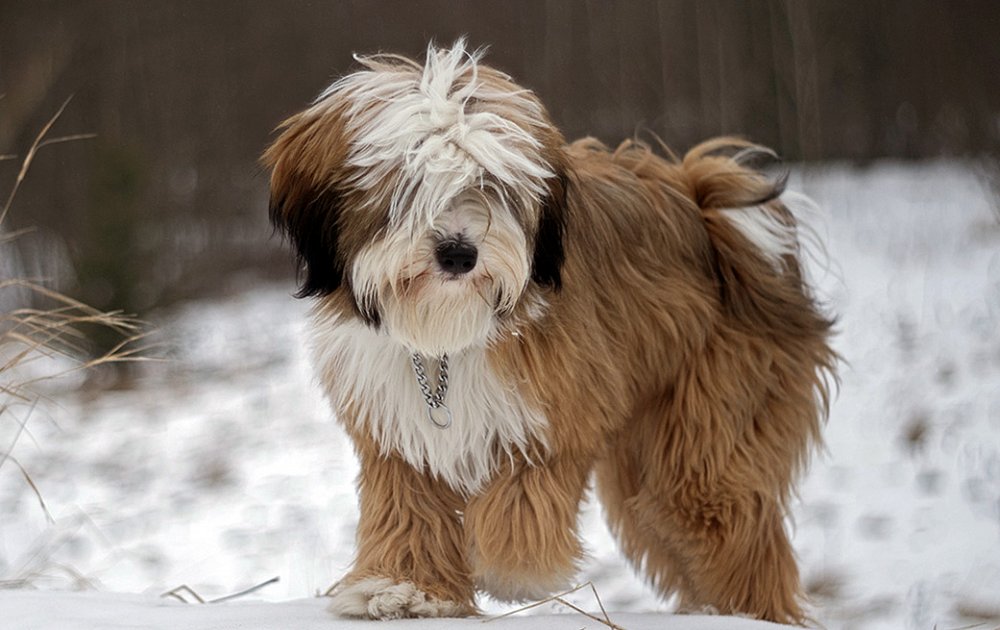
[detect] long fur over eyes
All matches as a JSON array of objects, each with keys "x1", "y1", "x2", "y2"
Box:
[{"x1": 263, "y1": 39, "x2": 836, "y2": 625}]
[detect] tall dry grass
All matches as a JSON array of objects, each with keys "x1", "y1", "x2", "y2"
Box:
[{"x1": 1, "y1": 97, "x2": 150, "y2": 525}]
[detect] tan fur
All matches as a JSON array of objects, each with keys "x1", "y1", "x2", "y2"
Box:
[
  {"x1": 264, "y1": 47, "x2": 835, "y2": 625},
  {"x1": 340, "y1": 440, "x2": 476, "y2": 614},
  {"x1": 486, "y1": 139, "x2": 834, "y2": 624}
]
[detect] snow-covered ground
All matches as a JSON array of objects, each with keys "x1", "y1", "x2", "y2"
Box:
[
  {"x1": 1, "y1": 161, "x2": 999, "y2": 629},
  {"x1": 1, "y1": 590, "x2": 794, "y2": 630}
]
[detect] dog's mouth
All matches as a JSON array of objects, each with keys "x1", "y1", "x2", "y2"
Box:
[
  {"x1": 437, "y1": 269, "x2": 483, "y2": 283},
  {"x1": 394, "y1": 264, "x2": 512, "y2": 316},
  {"x1": 392, "y1": 266, "x2": 491, "y2": 300}
]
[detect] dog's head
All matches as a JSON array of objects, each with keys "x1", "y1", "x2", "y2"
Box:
[{"x1": 263, "y1": 40, "x2": 567, "y2": 355}]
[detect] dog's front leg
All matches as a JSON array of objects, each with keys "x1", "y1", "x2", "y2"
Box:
[
  {"x1": 328, "y1": 446, "x2": 476, "y2": 619},
  {"x1": 465, "y1": 454, "x2": 591, "y2": 602}
]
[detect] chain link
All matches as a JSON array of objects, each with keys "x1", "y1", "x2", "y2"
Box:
[{"x1": 410, "y1": 353, "x2": 451, "y2": 428}]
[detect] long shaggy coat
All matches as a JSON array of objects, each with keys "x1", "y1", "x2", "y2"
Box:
[{"x1": 263, "y1": 40, "x2": 836, "y2": 625}]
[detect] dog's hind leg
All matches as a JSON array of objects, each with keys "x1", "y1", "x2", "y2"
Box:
[
  {"x1": 598, "y1": 332, "x2": 821, "y2": 625},
  {"x1": 625, "y1": 474, "x2": 807, "y2": 624},
  {"x1": 328, "y1": 445, "x2": 476, "y2": 619},
  {"x1": 594, "y1": 429, "x2": 693, "y2": 603}
]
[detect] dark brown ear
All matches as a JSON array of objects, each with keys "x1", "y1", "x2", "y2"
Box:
[
  {"x1": 531, "y1": 170, "x2": 568, "y2": 291},
  {"x1": 262, "y1": 109, "x2": 349, "y2": 298},
  {"x1": 270, "y1": 186, "x2": 345, "y2": 298}
]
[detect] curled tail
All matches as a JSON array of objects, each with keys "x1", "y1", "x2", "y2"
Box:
[{"x1": 682, "y1": 138, "x2": 834, "y2": 353}]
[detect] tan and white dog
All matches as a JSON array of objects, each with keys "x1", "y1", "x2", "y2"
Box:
[{"x1": 263, "y1": 40, "x2": 836, "y2": 625}]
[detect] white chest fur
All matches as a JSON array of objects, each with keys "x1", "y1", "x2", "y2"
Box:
[{"x1": 309, "y1": 315, "x2": 549, "y2": 495}]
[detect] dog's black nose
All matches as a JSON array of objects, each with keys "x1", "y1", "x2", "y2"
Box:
[{"x1": 435, "y1": 242, "x2": 478, "y2": 274}]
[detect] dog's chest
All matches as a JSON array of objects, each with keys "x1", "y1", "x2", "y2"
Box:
[{"x1": 310, "y1": 318, "x2": 548, "y2": 494}]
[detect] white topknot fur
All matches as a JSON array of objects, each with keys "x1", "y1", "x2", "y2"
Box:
[{"x1": 313, "y1": 39, "x2": 555, "y2": 238}]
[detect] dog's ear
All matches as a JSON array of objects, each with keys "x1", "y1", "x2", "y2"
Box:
[
  {"x1": 262, "y1": 109, "x2": 348, "y2": 298},
  {"x1": 532, "y1": 170, "x2": 568, "y2": 291},
  {"x1": 272, "y1": 187, "x2": 345, "y2": 298}
]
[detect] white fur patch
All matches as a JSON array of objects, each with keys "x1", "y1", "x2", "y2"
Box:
[
  {"x1": 328, "y1": 577, "x2": 465, "y2": 619},
  {"x1": 312, "y1": 39, "x2": 554, "y2": 237},
  {"x1": 720, "y1": 204, "x2": 798, "y2": 269},
  {"x1": 720, "y1": 190, "x2": 827, "y2": 275},
  {"x1": 779, "y1": 189, "x2": 831, "y2": 279},
  {"x1": 310, "y1": 314, "x2": 548, "y2": 495}
]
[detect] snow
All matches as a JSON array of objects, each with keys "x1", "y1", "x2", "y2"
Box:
[
  {"x1": 1, "y1": 160, "x2": 999, "y2": 629},
  {"x1": 1, "y1": 591, "x2": 791, "y2": 630}
]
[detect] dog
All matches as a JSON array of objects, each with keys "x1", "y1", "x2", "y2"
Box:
[{"x1": 262, "y1": 40, "x2": 835, "y2": 624}]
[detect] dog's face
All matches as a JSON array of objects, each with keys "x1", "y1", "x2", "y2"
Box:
[{"x1": 263, "y1": 42, "x2": 567, "y2": 355}]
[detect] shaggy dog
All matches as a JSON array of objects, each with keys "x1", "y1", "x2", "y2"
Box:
[{"x1": 262, "y1": 40, "x2": 835, "y2": 625}]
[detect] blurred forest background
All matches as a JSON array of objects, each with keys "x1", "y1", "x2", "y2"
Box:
[{"x1": 2, "y1": 0, "x2": 999, "y2": 343}]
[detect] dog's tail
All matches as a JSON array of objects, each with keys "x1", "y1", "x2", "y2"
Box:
[{"x1": 678, "y1": 138, "x2": 834, "y2": 349}]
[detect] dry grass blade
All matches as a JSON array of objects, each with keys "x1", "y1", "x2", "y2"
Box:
[
  {"x1": 954, "y1": 600, "x2": 1000, "y2": 624},
  {"x1": 0, "y1": 280, "x2": 153, "y2": 379},
  {"x1": 0, "y1": 227, "x2": 36, "y2": 245},
  {"x1": 161, "y1": 584, "x2": 207, "y2": 604},
  {"x1": 0, "y1": 323, "x2": 155, "y2": 468},
  {"x1": 0, "y1": 395, "x2": 53, "y2": 523},
  {"x1": 208, "y1": 576, "x2": 281, "y2": 603},
  {"x1": 587, "y1": 580, "x2": 614, "y2": 627},
  {"x1": 1, "y1": 95, "x2": 92, "y2": 226},
  {"x1": 3, "y1": 280, "x2": 138, "y2": 330},
  {"x1": 322, "y1": 578, "x2": 343, "y2": 597},
  {"x1": 161, "y1": 577, "x2": 281, "y2": 604},
  {"x1": 8, "y1": 453, "x2": 54, "y2": 524},
  {"x1": 37, "y1": 133, "x2": 97, "y2": 151},
  {"x1": 483, "y1": 585, "x2": 576, "y2": 621},
  {"x1": 0, "y1": 561, "x2": 98, "y2": 592},
  {"x1": 483, "y1": 581, "x2": 626, "y2": 630},
  {"x1": 0, "y1": 399, "x2": 34, "y2": 471},
  {"x1": 552, "y1": 596, "x2": 627, "y2": 630},
  {"x1": 1, "y1": 99, "x2": 153, "y2": 531}
]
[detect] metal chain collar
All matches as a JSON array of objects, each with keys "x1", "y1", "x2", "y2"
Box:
[{"x1": 410, "y1": 353, "x2": 453, "y2": 429}]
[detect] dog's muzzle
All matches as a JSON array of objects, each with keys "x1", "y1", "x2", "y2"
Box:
[{"x1": 435, "y1": 241, "x2": 478, "y2": 275}]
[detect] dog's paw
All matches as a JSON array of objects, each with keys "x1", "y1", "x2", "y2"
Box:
[{"x1": 328, "y1": 577, "x2": 468, "y2": 619}]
